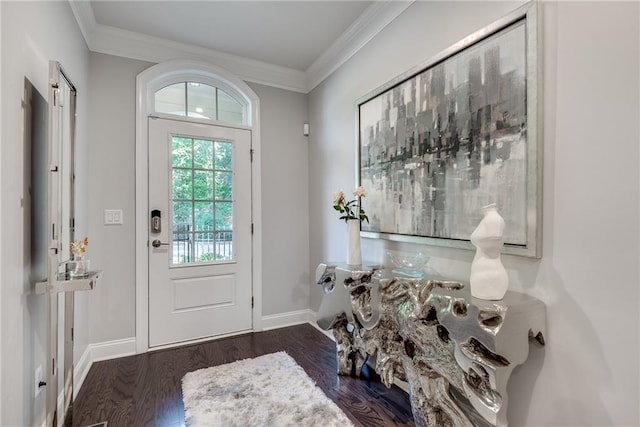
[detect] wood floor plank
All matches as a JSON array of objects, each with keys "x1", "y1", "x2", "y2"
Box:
[
  {"x1": 72, "y1": 324, "x2": 413, "y2": 426},
  {"x1": 132, "y1": 354, "x2": 157, "y2": 427}
]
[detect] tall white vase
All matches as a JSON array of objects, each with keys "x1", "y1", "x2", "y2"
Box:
[
  {"x1": 470, "y1": 203, "x2": 508, "y2": 300},
  {"x1": 346, "y1": 219, "x2": 362, "y2": 266}
]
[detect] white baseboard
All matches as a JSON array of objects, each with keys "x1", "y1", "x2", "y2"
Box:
[
  {"x1": 73, "y1": 344, "x2": 92, "y2": 399},
  {"x1": 262, "y1": 309, "x2": 333, "y2": 341},
  {"x1": 261, "y1": 309, "x2": 316, "y2": 331},
  {"x1": 73, "y1": 337, "x2": 136, "y2": 399},
  {"x1": 57, "y1": 391, "x2": 63, "y2": 427},
  {"x1": 90, "y1": 337, "x2": 137, "y2": 362},
  {"x1": 306, "y1": 313, "x2": 335, "y2": 341}
]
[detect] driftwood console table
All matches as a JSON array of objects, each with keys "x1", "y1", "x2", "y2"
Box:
[{"x1": 315, "y1": 263, "x2": 546, "y2": 427}]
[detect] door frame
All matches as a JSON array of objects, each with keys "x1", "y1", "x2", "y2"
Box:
[{"x1": 134, "y1": 60, "x2": 262, "y2": 353}]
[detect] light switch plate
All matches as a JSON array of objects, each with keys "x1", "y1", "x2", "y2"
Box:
[{"x1": 104, "y1": 209, "x2": 123, "y2": 225}]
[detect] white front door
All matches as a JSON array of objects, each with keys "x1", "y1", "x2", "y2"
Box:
[{"x1": 148, "y1": 117, "x2": 252, "y2": 347}]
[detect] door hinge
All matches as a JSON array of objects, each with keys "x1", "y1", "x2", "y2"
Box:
[
  {"x1": 251, "y1": 223, "x2": 254, "y2": 235},
  {"x1": 71, "y1": 327, "x2": 74, "y2": 341},
  {"x1": 251, "y1": 297, "x2": 254, "y2": 308},
  {"x1": 250, "y1": 148, "x2": 254, "y2": 162}
]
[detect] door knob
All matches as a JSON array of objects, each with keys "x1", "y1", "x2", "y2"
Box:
[{"x1": 152, "y1": 239, "x2": 169, "y2": 248}]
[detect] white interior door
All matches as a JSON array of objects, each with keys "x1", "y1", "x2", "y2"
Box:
[{"x1": 148, "y1": 117, "x2": 252, "y2": 347}]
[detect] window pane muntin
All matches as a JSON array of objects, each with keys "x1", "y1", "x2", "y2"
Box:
[
  {"x1": 215, "y1": 171, "x2": 233, "y2": 200},
  {"x1": 172, "y1": 137, "x2": 193, "y2": 168},
  {"x1": 172, "y1": 201, "x2": 193, "y2": 232},
  {"x1": 214, "y1": 202, "x2": 233, "y2": 231},
  {"x1": 214, "y1": 230, "x2": 233, "y2": 261},
  {"x1": 153, "y1": 81, "x2": 245, "y2": 125},
  {"x1": 217, "y1": 89, "x2": 244, "y2": 124},
  {"x1": 193, "y1": 139, "x2": 213, "y2": 169},
  {"x1": 187, "y1": 82, "x2": 216, "y2": 119},
  {"x1": 194, "y1": 232, "x2": 215, "y2": 262},
  {"x1": 193, "y1": 170, "x2": 214, "y2": 200},
  {"x1": 156, "y1": 83, "x2": 186, "y2": 116},
  {"x1": 215, "y1": 141, "x2": 232, "y2": 171},
  {"x1": 170, "y1": 134, "x2": 235, "y2": 266},
  {"x1": 172, "y1": 169, "x2": 193, "y2": 200},
  {"x1": 172, "y1": 225, "x2": 192, "y2": 265},
  {"x1": 217, "y1": 110, "x2": 243, "y2": 124},
  {"x1": 194, "y1": 201, "x2": 214, "y2": 232}
]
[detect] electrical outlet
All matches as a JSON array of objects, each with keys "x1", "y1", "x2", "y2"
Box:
[{"x1": 35, "y1": 365, "x2": 43, "y2": 397}]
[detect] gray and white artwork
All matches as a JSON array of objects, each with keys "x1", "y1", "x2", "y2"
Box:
[{"x1": 359, "y1": 20, "x2": 528, "y2": 245}]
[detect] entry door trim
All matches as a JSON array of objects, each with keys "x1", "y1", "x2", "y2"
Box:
[{"x1": 135, "y1": 61, "x2": 263, "y2": 354}]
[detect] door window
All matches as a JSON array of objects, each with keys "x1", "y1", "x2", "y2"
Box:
[
  {"x1": 155, "y1": 82, "x2": 244, "y2": 124},
  {"x1": 171, "y1": 135, "x2": 234, "y2": 265}
]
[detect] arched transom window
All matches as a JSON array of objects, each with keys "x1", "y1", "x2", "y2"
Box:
[{"x1": 154, "y1": 81, "x2": 246, "y2": 125}]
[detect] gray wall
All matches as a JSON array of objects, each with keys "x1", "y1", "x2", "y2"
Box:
[
  {"x1": 1, "y1": 1, "x2": 90, "y2": 425},
  {"x1": 87, "y1": 53, "x2": 153, "y2": 343},
  {"x1": 308, "y1": 1, "x2": 639, "y2": 425},
  {"x1": 86, "y1": 53, "x2": 310, "y2": 344},
  {"x1": 247, "y1": 82, "x2": 310, "y2": 316}
]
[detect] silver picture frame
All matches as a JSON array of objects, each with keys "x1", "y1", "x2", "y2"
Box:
[{"x1": 356, "y1": 2, "x2": 541, "y2": 258}]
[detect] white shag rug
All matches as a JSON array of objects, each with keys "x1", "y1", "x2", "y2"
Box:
[{"x1": 181, "y1": 351, "x2": 354, "y2": 427}]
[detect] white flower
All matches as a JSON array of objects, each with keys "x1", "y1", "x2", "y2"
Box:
[{"x1": 331, "y1": 187, "x2": 369, "y2": 223}]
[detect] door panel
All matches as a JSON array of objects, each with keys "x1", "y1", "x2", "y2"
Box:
[
  {"x1": 172, "y1": 274, "x2": 235, "y2": 311},
  {"x1": 148, "y1": 117, "x2": 252, "y2": 347}
]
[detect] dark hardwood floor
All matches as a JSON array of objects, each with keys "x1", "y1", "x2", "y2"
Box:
[{"x1": 71, "y1": 323, "x2": 414, "y2": 427}]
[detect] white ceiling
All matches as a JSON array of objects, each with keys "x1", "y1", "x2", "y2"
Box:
[
  {"x1": 90, "y1": 1, "x2": 372, "y2": 72},
  {"x1": 71, "y1": 1, "x2": 413, "y2": 92}
]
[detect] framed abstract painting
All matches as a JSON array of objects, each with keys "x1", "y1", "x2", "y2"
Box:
[{"x1": 357, "y1": 2, "x2": 541, "y2": 258}]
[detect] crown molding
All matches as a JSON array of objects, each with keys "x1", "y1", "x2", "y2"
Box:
[
  {"x1": 305, "y1": 1, "x2": 414, "y2": 92},
  {"x1": 68, "y1": 0, "x2": 412, "y2": 93},
  {"x1": 69, "y1": 0, "x2": 96, "y2": 47},
  {"x1": 90, "y1": 23, "x2": 308, "y2": 93}
]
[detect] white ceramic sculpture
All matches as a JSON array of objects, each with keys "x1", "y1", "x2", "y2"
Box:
[{"x1": 470, "y1": 203, "x2": 508, "y2": 300}]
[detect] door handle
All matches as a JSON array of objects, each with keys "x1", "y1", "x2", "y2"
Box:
[{"x1": 152, "y1": 239, "x2": 169, "y2": 248}]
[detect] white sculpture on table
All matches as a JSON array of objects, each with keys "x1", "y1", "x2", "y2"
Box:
[{"x1": 470, "y1": 203, "x2": 508, "y2": 300}]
